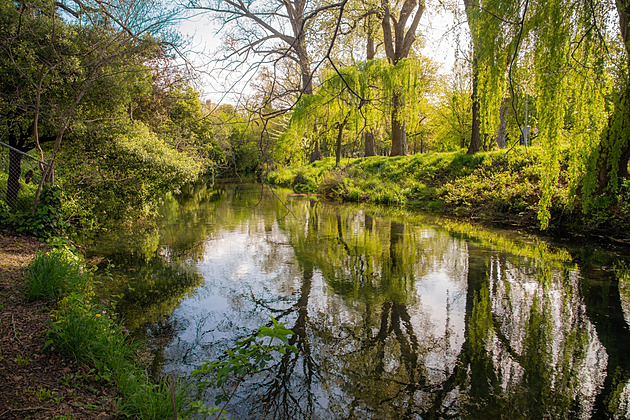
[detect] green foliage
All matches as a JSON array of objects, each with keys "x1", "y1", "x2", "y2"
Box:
[
  {"x1": 0, "y1": 0, "x2": 217, "y2": 232},
  {"x1": 30, "y1": 242, "x2": 192, "y2": 419},
  {"x1": 577, "y1": 178, "x2": 630, "y2": 231},
  {"x1": 466, "y1": 0, "x2": 521, "y2": 142},
  {"x1": 465, "y1": 0, "x2": 614, "y2": 229},
  {"x1": 266, "y1": 159, "x2": 333, "y2": 191},
  {"x1": 58, "y1": 120, "x2": 205, "y2": 225},
  {"x1": 0, "y1": 185, "x2": 69, "y2": 238},
  {"x1": 426, "y1": 78, "x2": 472, "y2": 151},
  {"x1": 279, "y1": 58, "x2": 436, "y2": 163},
  {"x1": 25, "y1": 245, "x2": 88, "y2": 301},
  {"x1": 267, "y1": 149, "x2": 566, "y2": 226},
  {"x1": 192, "y1": 317, "x2": 297, "y2": 407}
]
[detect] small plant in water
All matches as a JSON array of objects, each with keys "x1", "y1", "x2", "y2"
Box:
[{"x1": 192, "y1": 317, "x2": 298, "y2": 419}]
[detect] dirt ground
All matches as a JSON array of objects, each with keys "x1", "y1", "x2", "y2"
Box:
[{"x1": 0, "y1": 230, "x2": 118, "y2": 419}]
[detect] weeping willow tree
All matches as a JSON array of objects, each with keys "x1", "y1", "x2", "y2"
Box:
[
  {"x1": 277, "y1": 58, "x2": 435, "y2": 164},
  {"x1": 463, "y1": 0, "x2": 522, "y2": 154},
  {"x1": 526, "y1": 0, "x2": 621, "y2": 228},
  {"x1": 469, "y1": 0, "x2": 617, "y2": 229},
  {"x1": 381, "y1": 0, "x2": 426, "y2": 156}
]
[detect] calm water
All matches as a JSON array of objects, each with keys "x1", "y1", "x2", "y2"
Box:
[{"x1": 89, "y1": 183, "x2": 630, "y2": 419}]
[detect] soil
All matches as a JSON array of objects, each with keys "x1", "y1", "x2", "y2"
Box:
[{"x1": 0, "y1": 230, "x2": 118, "y2": 419}]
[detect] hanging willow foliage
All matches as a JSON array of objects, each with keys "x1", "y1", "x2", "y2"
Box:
[
  {"x1": 530, "y1": 0, "x2": 572, "y2": 228},
  {"x1": 564, "y1": 0, "x2": 611, "y2": 210},
  {"x1": 529, "y1": 0, "x2": 611, "y2": 228},
  {"x1": 278, "y1": 58, "x2": 435, "y2": 163},
  {"x1": 467, "y1": 0, "x2": 522, "y2": 143},
  {"x1": 472, "y1": 0, "x2": 613, "y2": 229}
]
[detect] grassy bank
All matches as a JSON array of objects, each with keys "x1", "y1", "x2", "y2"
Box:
[
  {"x1": 22, "y1": 241, "x2": 190, "y2": 418},
  {"x1": 266, "y1": 148, "x2": 630, "y2": 235},
  {"x1": 0, "y1": 233, "x2": 120, "y2": 419}
]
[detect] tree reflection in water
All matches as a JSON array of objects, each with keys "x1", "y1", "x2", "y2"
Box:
[{"x1": 90, "y1": 184, "x2": 630, "y2": 419}]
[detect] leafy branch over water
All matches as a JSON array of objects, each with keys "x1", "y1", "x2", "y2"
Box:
[{"x1": 191, "y1": 317, "x2": 298, "y2": 419}]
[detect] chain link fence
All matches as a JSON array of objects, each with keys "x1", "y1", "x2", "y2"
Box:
[{"x1": 0, "y1": 142, "x2": 51, "y2": 214}]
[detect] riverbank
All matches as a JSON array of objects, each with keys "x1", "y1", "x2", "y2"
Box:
[
  {"x1": 0, "y1": 231, "x2": 189, "y2": 419},
  {"x1": 0, "y1": 232, "x2": 119, "y2": 419},
  {"x1": 265, "y1": 148, "x2": 630, "y2": 241}
]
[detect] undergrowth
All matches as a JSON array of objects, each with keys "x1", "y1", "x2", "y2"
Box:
[
  {"x1": 265, "y1": 148, "x2": 570, "y2": 228},
  {"x1": 26, "y1": 241, "x2": 190, "y2": 418}
]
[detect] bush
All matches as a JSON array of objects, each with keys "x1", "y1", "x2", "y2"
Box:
[
  {"x1": 0, "y1": 185, "x2": 69, "y2": 238},
  {"x1": 293, "y1": 170, "x2": 318, "y2": 193},
  {"x1": 25, "y1": 245, "x2": 88, "y2": 301}
]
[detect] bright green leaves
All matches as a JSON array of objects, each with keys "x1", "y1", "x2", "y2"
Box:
[
  {"x1": 281, "y1": 58, "x2": 436, "y2": 163},
  {"x1": 528, "y1": 0, "x2": 611, "y2": 227},
  {"x1": 192, "y1": 317, "x2": 297, "y2": 405},
  {"x1": 466, "y1": 0, "x2": 615, "y2": 229},
  {"x1": 531, "y1": 0, "x2": 571, "y2": 228},
  {"x1": 466, "y1": 0, "x2": 521, "y2": 144}
]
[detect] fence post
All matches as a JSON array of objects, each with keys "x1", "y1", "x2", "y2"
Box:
[{"x1": 0, "y1": 141, "x2": 51, "y2": 214}]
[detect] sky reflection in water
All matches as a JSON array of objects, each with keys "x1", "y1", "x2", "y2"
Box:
[{"x1": 91, "y1": 183, "x2": 630, "y2": 419}]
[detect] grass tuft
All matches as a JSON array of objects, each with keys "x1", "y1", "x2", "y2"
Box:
[
  {"x1": 27, "y1": 245, "x2": 191, "y2": 418},
  {"x1": 25, "y1": 247, "x2": 89, "y2": 301}
]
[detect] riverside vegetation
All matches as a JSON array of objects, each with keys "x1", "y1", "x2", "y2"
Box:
[
  {"x1": 9, "y1": 238, "x2": 296, "y2": 419},
  {"x1": 23, "y1": 242, "x2": 190, "y2": 418},
  {"x1": 3, "y1": 0, "x2": 630, "y2": 417},
  {"x1": 266, "y1": 147, "x2": 630, "y2": 238}
]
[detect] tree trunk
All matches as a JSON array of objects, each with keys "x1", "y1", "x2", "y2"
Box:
[
  {"x1": 594, "y1": 84, "x2": 630, "y2": 193},
  {"x1": 391, "y1": 92, "x2": 407, "y2": 156},
  {"x1": 495, "y1": 98, "x2": 508, "y2": 149},
  {"x1": 298, "y1": 43, "x2": 323, "y2": 164},
  {"x1": 366, "y1": 17, "x2": 376, "y2": 60},
  {"x1": 592, "y1": 1, "x2": 630, "y2": 193},
  {"x1": 6, "y1": 149, "x2": 23, "y2": 205},
  {"x1": 364, "y1": 19, "x2": 377, "y2": 157},
  {"x1": 309, "y1": 121, "x2": 322, "y2": 163},
  {"x1": 309, "y1": 139, "x2": 322, "y2": 163},
  {"x1": 335, "y1": 116, "x2": 349, "y2": 167},
  {"x1": 467, "y1": 58, "x2": 482, "y2": 154},
  {"x1": 297, "y1": 43, "x2": 313, "y2": 96},
  {"x1": 365, "y1": 131, "x2": 376, "y2": 156},
  {"x1": 381, "y1": 0, "x2": 424, "y2": 157}
]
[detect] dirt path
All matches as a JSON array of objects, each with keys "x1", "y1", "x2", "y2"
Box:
[{"x1": 0, "y1": 231, "x2": 117, "y2": 419}]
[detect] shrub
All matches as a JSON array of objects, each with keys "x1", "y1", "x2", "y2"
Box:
[
  {"x1": 293, "y1": 170, "x2": 318, "y2": 193},
  {"x1": 0, "y1": 185, "x2": 69, "y2": 238},
  {"x1": 25, "y1": 245, "x2": 88, "y2": 301}
]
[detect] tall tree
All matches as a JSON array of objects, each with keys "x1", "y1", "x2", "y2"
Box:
[
  {"x1": 189, "y1": 0, "x2": 347, "y2": 162},
  {"x1": 381, "y1": 0, "x2": 425, "y2": 156},
  {"x1": 461, "y1": 0, "x2": 519, "y2": 154},
  {"x1": 0, "y1": 0, "x2": 179, "y2": 206},
  {"x1": 463, "y1": 0, "x2": 482, "y2": 154}
]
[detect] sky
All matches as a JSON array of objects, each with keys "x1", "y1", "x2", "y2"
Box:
[{"x1": 177, "y1": 2, "x2": 463, "y2": 104}]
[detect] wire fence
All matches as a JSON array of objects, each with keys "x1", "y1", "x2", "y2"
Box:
[{"x1": 0, "y1": 142, "x2": 51, "y2": 214}]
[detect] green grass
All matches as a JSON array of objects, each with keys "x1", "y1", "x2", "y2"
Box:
[
  {"x1": 25, "y1": 246, "x2": 89, "y2": 301},
  {"x1": 265, "y1": 148, "x2": 560, "y2": 227},
  {"x1": 27, "y1": 244, "x2": 191, "y2": 419}
]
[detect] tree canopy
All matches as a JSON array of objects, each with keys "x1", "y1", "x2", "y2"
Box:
[{"x1": 3, "y1": 0, "x2": 630, "y2": 233}]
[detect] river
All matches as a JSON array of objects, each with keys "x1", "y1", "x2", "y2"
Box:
[{"x1": 88, "y1": 182, "x2": 630, "y2": 419}]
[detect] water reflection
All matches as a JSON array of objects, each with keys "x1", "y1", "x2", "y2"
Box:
[{"x1": 89, "y1": 183, "x2": 630, "y2": 419}]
